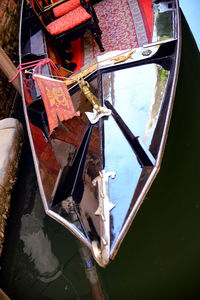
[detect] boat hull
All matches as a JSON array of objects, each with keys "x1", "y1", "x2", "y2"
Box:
[{"x1": 19, "y1": 0, "x2": 181, "y2": 266}]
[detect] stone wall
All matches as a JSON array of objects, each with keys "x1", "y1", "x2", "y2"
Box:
[
  {"x1": 0, "y1": 118, "x2": 23, "y2": 257},
  {"x1": 0, "y1": 0, "x2": 23, "y2": 258},
  {"x1": 0, "y1": 0, "x2": 21, "y2": 119}
]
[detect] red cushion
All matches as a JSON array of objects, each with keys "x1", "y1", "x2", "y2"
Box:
[
  {"x1": 52, "y1": 0, "x2": 89, "y2": 3},
  {"x1": 53, "y1": 0, "x2": 90, "y2": 18},
  {"x1": 47, "y1": 6, "x2": 91, "y2": 35},
  {"x1": 53, "y1": 0, "x2": 81, "y2": 18}
]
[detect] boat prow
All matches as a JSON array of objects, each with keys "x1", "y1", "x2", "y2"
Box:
[{"x1": 19, "y1": 0, "x2": 181, "y2": 267}]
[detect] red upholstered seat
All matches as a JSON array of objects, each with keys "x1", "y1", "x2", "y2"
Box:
[
  {"x1": 31, "y1": 0, "x2": 104, "y2": 52},
  {"x1": 53, "y1": 0, "x2": 80, "y2": 18},
  {"x1": 53, "y1": 0, "x2": 89, "y2": 18},
  {"x1": 47, "y1": 5, "x2": 91, "y2": 35}
]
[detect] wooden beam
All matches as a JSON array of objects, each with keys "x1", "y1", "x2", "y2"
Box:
[
  {"x1": 0, "y1": 289, "x2": 11, "y2": 300},
  {"x1": 0, "y1": 46, "x2": 21, "y2": 95}
]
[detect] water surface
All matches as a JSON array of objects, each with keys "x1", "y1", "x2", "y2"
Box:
[{"x1": 1, "y1": 11, "x2": 200, "y2": 300}]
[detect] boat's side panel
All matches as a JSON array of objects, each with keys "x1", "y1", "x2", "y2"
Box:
[{"x1": 109, "y1": 0, "x2": 182, "y2": 259}]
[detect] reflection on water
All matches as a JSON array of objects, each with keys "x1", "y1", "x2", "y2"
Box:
[
  {"x1": 152, "y1": 2, "x2": 175, "y2": 42},
  {"x1": 102, "y1": 64, "x2": 169, "y2": 248},
  {"x1": 144, "y1": 65, "x2": 169, "y2": 143},
  {"x1": 20, "y1": 190, "x2": 62, "y2": 283},
  {"x1": 0, "y1": 144, "x2": 96, "y2": 299},
  {"x1": 104, "y1": 115, "x2": 142, "y2": 245},
  {"x1": 103, "y1": 64, "x2": 169, "y2": 148}
]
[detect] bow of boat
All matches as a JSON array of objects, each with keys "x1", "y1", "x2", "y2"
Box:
[{"x1": 18, "y1": 0, "x2": 181, "y2": 267}]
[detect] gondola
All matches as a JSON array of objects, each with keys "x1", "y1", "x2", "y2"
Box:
[{"x1": 18, "y1": 0, "x2": 181, "y2": 267}]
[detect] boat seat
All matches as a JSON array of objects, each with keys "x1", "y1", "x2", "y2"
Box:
[
  {"x1": 51, "y1": 0, "x2": 99, "y2": 25},
  {"x1": 47, "y1": 6, "x2": 91, "y2": 35},
  {"x1": 51, "y1": 0, "x2": 90, "y2": 18},
  {"x1": 31, "y1": 0, "x2": 104, "y2": 66}
]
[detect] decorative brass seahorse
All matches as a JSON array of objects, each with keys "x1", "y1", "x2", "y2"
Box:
[
  {"x1": 111, "y1": 50, "x2": 136, "y2": 64},
  {"x1": 78, "y1": 78, "x2": 101, "y2": 113},
  {"x1": 78, "y1": 78, "x2": 111, "y2": 124}
]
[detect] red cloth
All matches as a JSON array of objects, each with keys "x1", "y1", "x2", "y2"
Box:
[
  {"x1": 53, "y1": 0, "x2": 89, "y2": 18},
  {"x1": 34, "y1": 75, "x2": 80, "y2": 134},
  {"x1": 47, "y1": 5, "x2": 91, "y2": 35},
  {"x1": 138, "y1": 0, "x2": 153, "y2": 42},
  {"x1": 70, "y1": 39, "x2": 84, "y2": 71}
]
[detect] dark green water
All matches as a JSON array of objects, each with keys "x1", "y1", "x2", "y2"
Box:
[{"x1": 1, "y1": 13, "x2": 200, "y2": 300}]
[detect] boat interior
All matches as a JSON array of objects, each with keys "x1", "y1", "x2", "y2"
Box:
[
  {"x1": 22, "y1": 0, "x2": 155, "y2": 72},
  {"x1": 19, "y1": 0, "x2": 180, "y2": 266}
]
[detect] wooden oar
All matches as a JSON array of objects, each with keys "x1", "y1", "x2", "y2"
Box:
[
  {"x1": 78, "y1": 242, "x2": 105, "y2": 300},
  {"x1": 0, "y1": 46, "x2": 21, "y2": 95}
]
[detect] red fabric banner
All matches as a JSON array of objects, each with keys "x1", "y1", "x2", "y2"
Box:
[{"x1": 34, "y1": 74, "x2": 80, "y2": 134}]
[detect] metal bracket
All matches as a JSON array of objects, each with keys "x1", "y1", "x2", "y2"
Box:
[
  {"x1": 85, "y1": 107, "x2": 111, "y2": 124},
  {"x1": 78, "y1": 78, "x2": 111, "y2": 124},
  {"x1": 92, "y1": 170, "x2": 116, "y2": 266}
]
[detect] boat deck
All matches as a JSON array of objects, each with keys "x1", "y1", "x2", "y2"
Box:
[
  {"x1": 70, "y1": 0, "x2": 153, "y2": 70},
  {"x1": 44, "y1": 0, "x2": 154, "y2": 73}
]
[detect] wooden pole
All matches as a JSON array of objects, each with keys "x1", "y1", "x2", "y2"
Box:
[
  {"x1": 0, "y1": 46, "x2": 21, "y2": 95},
  {"x1": 78, "y1": 242, "x2": 105, "y2": 300},
  {"x1": 68, "y1": 204, "x2": 105, "y2": 300},
  {"x1": 0, "y1": 289, "x2": 11, "y2": 300}
]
